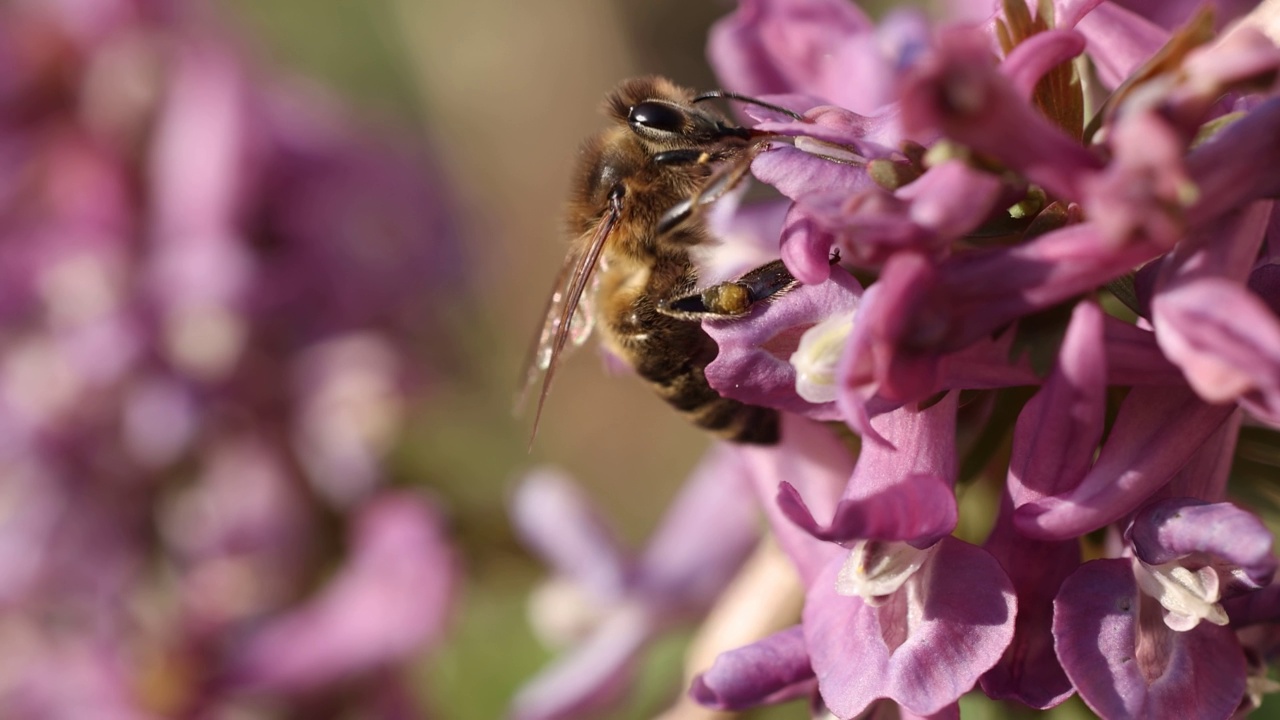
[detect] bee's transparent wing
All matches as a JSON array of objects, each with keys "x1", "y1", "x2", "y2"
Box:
[
  {"x1": 517, "y1": 197, "x2": 620, "y2": 445},
  {"x1": 518, "y1": 251, "x2": 595, "y2": 400}
]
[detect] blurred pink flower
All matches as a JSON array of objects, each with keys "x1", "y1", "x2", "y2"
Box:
[
  {"x1": 0, "y1": 1, "x2": 461, "y2": 717},
  {"x1": 509, "y1": 446, "x2": 760, "y2": 720},
  {"x1": 221, "y1": 492, "x2": 456, "y2": 694}
]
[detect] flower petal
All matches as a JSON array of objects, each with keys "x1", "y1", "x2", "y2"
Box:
[
  {"x1": 509, "y1": 468, "x2": 631, "y2": 599},
  {"x1": 1072, "y1": 2, "x2": 1167, "y2": 87},
  {"x1": 1224, "y1": 584, "x2": 1280, "y2": 626},
  {"x1": 638, "y1": 444, "x2": 761, "y2": 611},
  {"x1": 704, "y1": 267, "x2": 863, "y2": 420},
  {"x1": 779, "y1": 395, "x2": 959, "y2": 545},
  {"x1": 690, "y1": 625, "x2": 816, "y2": 710},
  {"x1": 751, "y1": 143, "x2": 879, "y2": 204},
  {"x1": 779, "y1": 472, "x2": 957, "y2": 545},
  {"x1": 708, "y1": 0, "x2": 921, "y2": 115},
  {"x1": 222, "y1": 492, "x2": 454, "y2": 693},
  {"x1": 778, "y1": 203, "x2": 838, "y2": 285},
  {"x1": 708, "y1": 0, "x2": 871, "y2": 97},
  {"x1": 896, "y1": 159, "x2": 1005, "y2": 241},
  {"x1": 1153, "y1": 275, "x2": 1280, "y2": 421},
  {"x1": 804, "y1": 537, "x2": 1016, "y2": 717},
  {"x1": 1081, "y1": 110, "x2": 1194, "y2": 248},
  {"x1": 1104, "y1": 0, "x2": 1256, "y2": 31},
  {"x1": 980, "y1": 494, "x2": 1079, "y2": 709},
  {"x1": 1001, "y1": 29, "x2": 1088, "y2": 99},
  {"x1": 1053, "y1": 559, "x2": 1247, "y2": 720},
  {"x1": 1014, "y1": 386, "x2": 1236, "y2": 539},
  {"x1": 1007, "y1": 299, "x2": 1108, "y2": 506},
  {"x1": 900, "y1": 28, "x2": 1103, "y2": 201},
  {"x1": 1159, "y1": 407, "x2": 1241, "y2": 502},
  {"x1": 837, "y1": 252, "x2": 943, "y2": 433},
  {"x1": 739, "y1": 415, "x2": 855, "y2": 585},
  {"x1": 1128, "y1": 499, "x2": 1277, "y2": 595},
  {"x1": 1187, "y1": 98, "x2": 1280, "y2": 226},
  {"x1": 509, "y1": 605, "x2": 653, "y2": 720}
]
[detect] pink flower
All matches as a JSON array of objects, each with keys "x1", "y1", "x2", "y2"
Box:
[
  {"x1": 509, "y1": 447, "x2": 761, "y2": 720},
  {"x1": 653, "y1": 1, "x2": 1280, "y2": 717}
]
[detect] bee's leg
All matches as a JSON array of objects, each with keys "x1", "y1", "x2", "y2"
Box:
[
  {"x1": 657, "y1": 141, "x2": 771, "y2": 235},
  {"x1": 658, "y1": 259, "x2": 797, "y2": 320},
  {"x1": 652, "y1": 149, "x2": 711, "y2": 166},
  {"x1": 607, "y1": 271, "x2": 780, "y2": 445}
]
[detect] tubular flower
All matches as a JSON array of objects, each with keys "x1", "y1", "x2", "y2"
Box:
[
  {"x1": 508, "y1": 447, "x2": 762, "y2": 720},
  {"x1": 522, "y1": 0, "x2": 1280, "y2": 718}
]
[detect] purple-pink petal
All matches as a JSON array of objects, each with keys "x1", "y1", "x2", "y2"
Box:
[
  {"x1": 1224, "y1": 584, "x2": 1280, "y2": 627},
  {"x1": 708, "y1": 0, "x2": 892, "y2": 114},
  {"x1": 750, "y1": 101, "x2": 905, "y2": 151},
  {"x1": 837, "y1": 252, "x2": 942, "y2": 430},
  {"x1": 1000, "y1": 29, "x2": 1088, "y2": 99},
  {"x1": 804, "y1": 188, "x2": 940, "y2": 267},
  {"x1": 751, "y1": 144, "x2": 879, "y2": 205},
  {"x1": 690, "y1": 625, "x2": 816, "y2": 710},
  {"x1": 146, "y1": 40, "x2": 256, "y2": 336},
  {"x1": 1054, "y1": 0, "x2": 1108, "y2": 30},
  {"x1": 1053, "y1": 559, "x2": 1246, "y2": 720},
  {"x1": 1080, "y1": 110, "x2": 1192, "y2": 248},
  {"x1": 509, "y1": 468, "x2": 631, "y2": 600},
  {"x1": 1109, "y1": 0, "x2": 1258, "y2": 31},
  {"x1": 980, "y1": 494, "x2": 1079, "y2": 709},
  {"x1": 895, "y1": 159, "x2": 1004, "y2": 242},
  {"x1": 221, "y1": 491, "x2": 454, "y2": 693},
  {"x1": 510, "y1": 446, "x2": 764, "y2": 720},
  {"x1": 704, "y1": 267, "x2": 862, "y2": 420},
  {"x1": 738, "y1": 415, "x2": 854, "y2": 586},
  {"x1": 637, "y1": 444, "x2": 760, "y2": 610},
  {"x1": 778, "y1": 472, "x2": 957, "y2": 546},
  {"x1": 1007, "y1": 300, "x2": 1107, "y2": 505},
  {"x1": 509, "y1": 607, "x2": 653, "y2": 720},
  {"x1": 1014, "y1": 386, "x2": 1236, "y2": 539},
  {"x1": 899, "y1": 28, "x2": 1103, "y2": 201},
  {"x1": 1159, "y1": 200, "x2": 1270, "y2": 286},
  {"x1": 841, "y1": 392, "x2": 958, "y2": 498},
  {"x1": 1167, "y1": 28, "x2": 1280, "y2": 129},
  {"x1": 925, "y1": 314, "x2": 1183, "y2": 391},
  {"x1": 1100, "y1": 317, "x2": 1191, "y2": 387},
  {"x1": 781, "y1": 394, "x2": 959, "y2": 544},
  {"x1": 804, "y1": 537, "x2": 1016, "y2": 717},
  {"x1": 858, "y1": 223, "x2": 1167, "y2": 376},
  {"x1": 1153, "y1": 276, "x2": 1280, "y2": 422},
  {"x1": 1127, "y1": 499, "x2": 1277, "y2": 594},
  {"x1": 1072, "y1": 2, "x2": 1167, "y2": 88},
  {"x1": 779, "y1": 203, "x2": 838, "y2": 284},
  {"x1": 1156, "y1": 407, "x2": 1241, "y2": 501},
  {"x1": 1186, "y1": 98, "x2": 1280, "y2": 227}
]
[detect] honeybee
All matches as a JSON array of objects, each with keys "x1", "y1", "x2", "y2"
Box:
[{"x1": 521, "y1": 76, "x2": 803, "y2": 445}]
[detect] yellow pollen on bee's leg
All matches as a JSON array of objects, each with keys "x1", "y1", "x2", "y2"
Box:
[{"x1": 703, "y1": 283, "x2": 752, "y2": 315}]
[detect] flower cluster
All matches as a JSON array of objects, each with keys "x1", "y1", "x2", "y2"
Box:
[
  {"x1": 0, "y1": 1, "x2": 458, "y2": 716},
  {"x1": 513, "y1": 0, "x2": 1280, "y2": 718}
]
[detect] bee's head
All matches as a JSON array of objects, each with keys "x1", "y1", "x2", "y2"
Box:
[{"x1": 603, "y1": 76, "x2": 748, "y2": 149}]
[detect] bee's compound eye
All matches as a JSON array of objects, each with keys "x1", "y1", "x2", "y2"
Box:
[{"x1": 628, "y1": 101, "x2": 685, "y2": 134}]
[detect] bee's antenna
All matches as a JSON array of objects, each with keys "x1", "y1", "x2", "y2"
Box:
[{"x1": 692, "y1": 90, "x2": 805, "y2": 121}]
